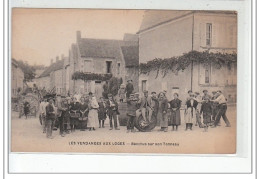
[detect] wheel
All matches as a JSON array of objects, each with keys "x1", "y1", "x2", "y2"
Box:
[{"x1": 134, "y1": 112, "x2": 157, "y2": 132}]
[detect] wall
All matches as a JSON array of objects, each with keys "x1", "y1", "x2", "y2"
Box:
[
  {"x1": 54, "y1": 69, "x2": 63, "y2": 95},
  {"x1": 193, "y1": 12, "x2": 237, "y2": 53},
  {"x1": 11, "y1": 64, "x2": 24, "y2": 97},
  {"x1": 125, "y1": 67, "x2": 139, "y2": 93},
  {"x1": 138, "y1": 15, "x2": 193, "y2": 63},
  {"x1": 36, "y1": 76, "x2": 51, "y2": 91},
  {"x1": 138, "y1": 12, "x2": 237, "y2": 103}
]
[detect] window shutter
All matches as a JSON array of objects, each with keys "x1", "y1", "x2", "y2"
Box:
[{"x1": 212, "y1": 24, "x2": 217, "y2": 47}]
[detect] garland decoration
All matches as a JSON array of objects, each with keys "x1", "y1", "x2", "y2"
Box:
[
  {"x1": 72, "y1": 72, "x2": 113, "y2": 81},
  {"x1": 139, "y1": 51, "x2": 237, "y2": 78}
]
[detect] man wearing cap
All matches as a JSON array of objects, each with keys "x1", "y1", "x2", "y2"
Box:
[
  {"x1": 106, "y1": 94, "x2": 120, "y2": 130},
  {"x1": 45, "y1": 98, "x2": 56, "y2": 139},
  {"x1": 56, "y1": 95, "x2": 68, "y2": 137},
  {"x1": 202, "y1": 90, "x2": 211, "y2": 101},
  {"x1": 126, "y1": 80, "x2": 134, "y2": 98},
  {"x1": 126, "y1": 93, "x2": 138, "y2": 132},
  {"x1": 211, "y1": 91, "x2": 231, "y2": 127},
  {"x1": 211, "y1": 91, "x2": 219, "y2": 124}
]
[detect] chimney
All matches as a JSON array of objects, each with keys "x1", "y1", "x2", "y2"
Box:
[
  {"x1": 51, "y1": 59, "x2": 53, "y2": 64},
  {"x1": 56, "y1": 56, "x2": 59, "y2": 62},
  {"x1": 76, "y1": 31, "x2": 81, "y2": 43}
]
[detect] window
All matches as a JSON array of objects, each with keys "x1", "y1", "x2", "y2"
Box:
[
  {"x1": 117, "y1": 63, "x2": 120, "y2": 75},
  {"x1": 106, "y1": 61, "x2": 112, "y2": 73},
  {"x1": 142, "y1": 80, "x2": 147, "y2": 92},
  {"x1": 205, "y1": 68, "x2": 210, "y2": 84},
  {"x1": 206, "y1": 23, "x2": 212, "y2": 46}
]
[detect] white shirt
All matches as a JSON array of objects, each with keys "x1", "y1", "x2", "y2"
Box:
[
  {"x1": 214, "y1": 94, "x2": 227, "y2": 104},
  {"x1": 39, "y1": 101, "x2": 48, "y2": 115}
]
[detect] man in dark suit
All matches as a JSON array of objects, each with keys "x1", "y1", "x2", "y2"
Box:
[
  {"x1": 106, "y1": 94, "x2": 120, "y2": 130},
  {"x1": 126, "y1": 80, "x2": 134, "y2": 98}
]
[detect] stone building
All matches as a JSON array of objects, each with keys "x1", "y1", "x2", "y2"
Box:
[
  {"x1": 11, "y1": 59, "x2": 24, "y2": 97},
  {"x1": 36, "y1": 58, "x2": 64, "y2": 93},
  {"x1": 68, "y1": 31, "x2": 139, "y2": 98},
  {"x1": 137, "y1": 10, "x2": 237, "y2": 103}
]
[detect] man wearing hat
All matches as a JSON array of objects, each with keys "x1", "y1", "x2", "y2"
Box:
[
  {"x1": 106, "y1": 94, "x2": 120, "y2": 130},
  {"x1": 126, "y1": 80, "x2": 134, "y2": 98},
  {"x1": 202, "y1": 90, "x2": 211, "y2": 101},
  {"x1": 56, "y1": 95, "x2": 68, "y2": 137},
  {"x1": 45, "y1": 98, "x2": 56, "y2": 139},
  {"x1": 211, "y1": 91, "x2": 231, "y2": 128},
  {"x1": 126, "y1": 93, "x2": 138, "y2": 132},
  {"x1": 211, "y1": 91, "x2": 219, "y2": 124}
]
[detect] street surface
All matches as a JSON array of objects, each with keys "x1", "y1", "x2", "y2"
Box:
[{"x1": 11, "y1": 105, "x2": 236, "y2": 154}]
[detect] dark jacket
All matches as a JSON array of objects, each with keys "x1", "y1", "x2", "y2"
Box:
[
  {"x1": 127, "y1": 98, "x2": 138, "y2": 116},
  {"x1": 200, "y1": 102, "x2": 212, "y2": 115},
  {"x1": 158, "y1": 98, "x2": 168, "y2": 113},
  {"x1": 70, "y1": 102, "x2": 80, "y2": 112},
  {"x1": 106, "y1": 99, "x2": 118, "y2": 116},
  {"x1": 186, "y1": 99, "x2": 198, "y2": 109},
  {"x1": 126, "y1": 83, "x2": 134, "y2": 94},
  {"x1": 46, "y1": 104, "x2": 55, "y2": 120},
  {"x1": 169, "y1": 99, "x2": 182, "y2": 110}
]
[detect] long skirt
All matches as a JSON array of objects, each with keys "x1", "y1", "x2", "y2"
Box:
[
  {"x1": 157, "y1": 112, "x2": 168, "y2": 128},
  {"x1": 184, "y1": 107, "x2": 196, "y2": 124},
  {"x1": 171, "y1": 109, "x2": 181, "y2": 126},
  {"x1": 87, "y1": 109, "x2": 99, "y2": 128}
]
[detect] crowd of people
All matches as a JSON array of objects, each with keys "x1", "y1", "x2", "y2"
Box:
[
  {"x1": 39, "y1": 92, "x2": 121, "y2": 139},
  {"x1": 37, "y1": 80, "x2": 231, "y2": 139}
]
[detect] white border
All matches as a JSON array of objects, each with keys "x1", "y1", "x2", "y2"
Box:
[{"x1": 4, "y1": 0, "x2": 253, "y2": 175}]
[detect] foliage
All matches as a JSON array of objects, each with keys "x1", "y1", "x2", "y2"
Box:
[
  {"x1": 13, "y1": 59, "x2": 36, "y2": 82},
  {"x1": 72, "y1": 72, "x2": 113, "y2": 81},
  {"x1": 139, "y1": 51, "x2": 237, "y2": 78},
  {"x1": 102, "y1": 77, "x2": 123, "y2": 98}
]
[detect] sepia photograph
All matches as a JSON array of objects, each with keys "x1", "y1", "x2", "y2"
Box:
[{"x1": 11, "y1": 9, "x2": 237, "y2": 154}]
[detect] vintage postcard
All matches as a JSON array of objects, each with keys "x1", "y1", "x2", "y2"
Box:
[{"x1": 11, "y1": 9, "x2": 237, "y2": 154}]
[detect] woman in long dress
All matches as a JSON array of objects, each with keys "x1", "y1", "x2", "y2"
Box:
[
  {"x1": 87, "y1": 96, "x2": 99, "y2": 131},
  {"x1": 184, "y1": 93, "x2": 198, "y2": 130},
  {"x1": 169, "y1": 93, "x2": 182, "y2": 131},
  {"x1": 157, "y1": 92, "x2": 169, "y2": 132}
]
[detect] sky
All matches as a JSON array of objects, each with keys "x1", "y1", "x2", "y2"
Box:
[{"x1": 12, "y1": 9, "x2": 145, "y2": 66}]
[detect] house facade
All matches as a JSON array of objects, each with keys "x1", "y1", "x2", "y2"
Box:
[
  {"x1": 68, "y1": 31, "x2": 139, "y2": 98},
  {"x1": 36, "y1": 58, "x2": 64, "y2": 94},
  {"x1": 11, "y1": 59, "x2": 24, "y2": 97},
  {"x1": 137, "y1": 10, "x2": 237, "y2": 103}
]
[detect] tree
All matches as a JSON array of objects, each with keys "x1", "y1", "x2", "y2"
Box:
[
  {"x1": 102, "y1": 77, "x2": 123, "y2": 98},
  {"x1": 12, "y1": 59, "x2": 36, "y2": 82}
]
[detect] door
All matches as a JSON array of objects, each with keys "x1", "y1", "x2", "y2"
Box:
[{"x1": 95, "y1": 81, "x2": 102, "y2": 99}]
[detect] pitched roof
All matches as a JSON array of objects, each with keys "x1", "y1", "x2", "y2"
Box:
[
  {"x1": 38, "y1": 59, "x2": 64, "y2": 78},
  {"x1": 138, "y1": 10, "x2": 192, "y2": 33},
  {"x1": 78, "y1": 38, "x2": 124, "y2": 60},
  {"x1": 123, "y1": 33, "x2": 138, "y2": 42},
  {"x1": 121, "y1": 46, "x2": 139, "y2": 67},
  {"x1": 138, "y1": 10, "x2": 236, "y2": 34}
]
